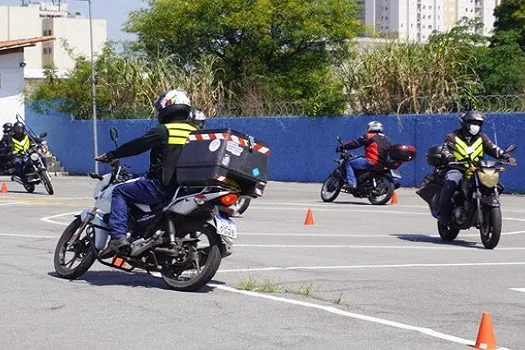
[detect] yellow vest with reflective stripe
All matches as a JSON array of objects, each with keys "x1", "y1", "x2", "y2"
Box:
[
  {"x1": 453, "y1": 136, "x2": 483, "y2": 166},
  {"x1": 164, "y1": 123, "x2": 196, "y2": 145},
  {"x1": 12, "y1": 135, "x2": 30, "y2": 153}
]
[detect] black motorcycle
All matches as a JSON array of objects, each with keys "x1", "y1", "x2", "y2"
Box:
[
  {"x1": 321, "y1": 137, "x2": 416, "y2": 205},
  {"x1": 417, "y1": 144, "x2": 516, "y2": 249},
  {"x1": 12, "y1": 132, "x2": 54, "y2": 195}
]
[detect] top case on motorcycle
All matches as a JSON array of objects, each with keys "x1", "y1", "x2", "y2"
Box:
[{"x1": 176, "y1": 129, "x2": 271, "y2": 197}]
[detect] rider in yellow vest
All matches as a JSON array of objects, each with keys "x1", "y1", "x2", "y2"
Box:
[
  {"x1": 95, "y1": 89, "x2": 206, "y2": 256},
  {"x1": 11, "y1": 122, "x2": 33, "y2": 179},
  {"x1": 438, "y1": 111, "x2": 516, "y2": 225}
]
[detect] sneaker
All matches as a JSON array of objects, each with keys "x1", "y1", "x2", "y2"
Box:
[{"x1": 99, "y1": 236, "x2": 131, "y2": 259}]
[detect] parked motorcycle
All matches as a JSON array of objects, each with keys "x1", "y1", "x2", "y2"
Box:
[
  {"x1": 54, "y1": 128, "x2": 266, "y2": 291},
  {"x1": 321, "y1": 137, "x2": 416, "y2": 205},
  {"x1": 12, "y1": 132, "x2": 54, "y2": 195},
  {"x1": 416, "y1": 144, "x2": 516, "y2": 249}
]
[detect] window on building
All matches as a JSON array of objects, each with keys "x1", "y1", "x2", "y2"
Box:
[
  {"x1": 385, "y1": 16, "x2": 388, "y2": 20},
  {"x1": 43, "y1": 48, "x2": 48, "y2": 54},
  {"x1": 48, "y1": 30, "x2": 52, "y2": 36},
  {"x1": 429, "y1": 25, "x2": 433, "y2": 29},
  {"x1": 48, "y1": 48, "x2": 53, "y2": 55}
]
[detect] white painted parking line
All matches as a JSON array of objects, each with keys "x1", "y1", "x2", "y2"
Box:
[
  {"x1": 211, "y1": 284, "x2": 511, "y2": 349},
  {"x1": 41, "y1": 211, "x2": 78, "y2": 226},
  {"x1": 0, "y1": 233, "x2": 56, "y2": 239},
  {"x1": 510, "y1": 288, "x2": 525, "y2": 293},
  {"x1": 241, "y1": 230, "x2": 525, "y2": 237},
  {"x1": 0, "y1": 202, "x2": 17, "y2": 206},
  {"x1": 235, "y1": 244, "x2": 525, "y2": 250},
  {"x1": 219, "y1": 262, "x2": 525, "y2": 273}
]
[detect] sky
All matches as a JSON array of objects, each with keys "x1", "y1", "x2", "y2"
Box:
[{"x1": 0, "y1": 0, "x2": 146, "y2": 41}]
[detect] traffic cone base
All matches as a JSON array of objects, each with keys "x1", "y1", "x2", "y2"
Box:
[
  {"x1": 0, "y1": 182, "x2": 7, "y2": 193},
  {"x1": 304, "y1": 209, "x2": 314, "y2": 226},
  {"x1": 390, "y1": 191, "x2": 398, "y2": 205},
  {"x1": 474, "y1": 312, "x2": 497, "y2": 350}
]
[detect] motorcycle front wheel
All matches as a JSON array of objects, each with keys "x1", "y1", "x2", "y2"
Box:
[
  {"x1": 368, "y1": 177, "x2": 394, "y2": 205},
  {"x1": 321, "y1": 174, "x2": 342, "y2": 202},
  {"x1": 40, "y1": 170, "x2": 54, "y2": 195},
  {"x1": 437, "y1": 222, "x2": 460, "y2": 241},
  {"x1": 54, "y1": 218, "x2": 96, "y2": 279},
  {"x1": 162, "y1": 224, "x2": 222, "y2": 292},
  {"x1": 480, "y1": 207, "x2": 502, "y2": 249}
]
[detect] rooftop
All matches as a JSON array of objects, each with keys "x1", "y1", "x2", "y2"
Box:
[{"x1": 0, "y1": 36, "x2": 55, "y2": 53}]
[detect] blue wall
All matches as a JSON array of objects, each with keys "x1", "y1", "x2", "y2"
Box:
[{"x1": 25, "y1": 109, "x2": 525, "y2": 192}]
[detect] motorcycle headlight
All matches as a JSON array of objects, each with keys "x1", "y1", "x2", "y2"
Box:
[
  {"x1": 30, "y1": 153, "x2": 40, "y2": 162},
  {"x1": 478, "y1": 169, "x2": 499, "y2": 188}
]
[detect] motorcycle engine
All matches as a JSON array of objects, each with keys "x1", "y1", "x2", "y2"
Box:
[{"x1": 453, "y1": 206, "x2": 468, "y2": 226}]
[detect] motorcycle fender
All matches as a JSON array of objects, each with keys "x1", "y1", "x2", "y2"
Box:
[
  {"x1": 80, "y1": 209, "x2": 110, "y2": 250},
  {"x1": 480, "y1": 196, "x2": 500, "y2": 208}
]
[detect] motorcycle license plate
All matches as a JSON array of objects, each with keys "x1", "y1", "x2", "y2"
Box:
[
  {"x1": 214, "y1": 216, "x2": 238, "y2": 239},
  {"x1": 390, "y1": 169, "x2": 402, "y2": 179}
]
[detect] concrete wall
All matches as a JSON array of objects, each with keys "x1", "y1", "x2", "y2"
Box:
[
  {"x1": 25, "y1": 109, "x2": 525, "y2": 192},
  {"x1": 0, "y1": 51, "x2": 25, "y2": 126}
]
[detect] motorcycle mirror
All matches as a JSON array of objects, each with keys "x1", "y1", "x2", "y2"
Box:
[
  {"x1": 39, "y1": 132, "x2": 47, "y2": 138},
  {"x1": 109, "y1": 128, "x2": 119, "y2": 148},
  {"x1": 504, "y1": 144, "x2": 516, "y2": 154},
  {"x1": 336, "y1": 136, "x2": 343, "y2": 144}
]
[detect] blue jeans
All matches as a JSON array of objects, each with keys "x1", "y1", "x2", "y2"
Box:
[
  {"x1": 438, "y1": 169, "x2": 463, "y2": 224},
  {"x1": 345, "y1": 157, "x2": 374, "y2": 186},
  {"x1": 109, "y1": 177, "x2": 175, "y2": 238}
]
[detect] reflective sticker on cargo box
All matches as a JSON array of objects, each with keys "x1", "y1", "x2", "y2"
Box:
[
  {"x1": 222, "y1": 154, "x2": 231, "y2": 166},
  {"x1": 209, "y1": 139, "x2": 221, "y2": 152},
  {"x1": 252, "y1": 168, "x2": 260, "y2": 176},
  {"x1": 226, "y1": 141, "x2": 243, "y2": 156}
]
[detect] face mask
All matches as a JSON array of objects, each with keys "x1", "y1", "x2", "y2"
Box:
[{"x1": 468, "y1": 124, "x2": 481, "y2": 135}]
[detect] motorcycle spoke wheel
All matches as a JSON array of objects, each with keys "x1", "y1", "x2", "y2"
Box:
[
  {"x1": 161, "y1": 225, "x2": 222, "y2": 292},
  {"x1": 321, "y1": 175, "x2": 341, "y2": 202},
  {"x1": 368, "y1": 177, "x2": 394, "y2": 205}
]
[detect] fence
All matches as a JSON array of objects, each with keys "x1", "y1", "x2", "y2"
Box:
[{"x1": 25, "y1": 109, "x2": 525, "y2": 192}]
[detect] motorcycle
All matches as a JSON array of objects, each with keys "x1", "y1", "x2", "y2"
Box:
[
  {"x1": 416, "y1": 144, "x2": 516, "y2": 249},
  {"x1": 53, "y1": 128, "x2": 249, "y2": 292},
  {"x1": 321, "y1": 137, "x2": 416, "y2": 205},
  {"x1": 12, "y1": 132, "x2": 54, "y2": 195}
]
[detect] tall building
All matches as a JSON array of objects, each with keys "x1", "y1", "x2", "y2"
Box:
[
  {"x1": 363, "y1": 0, "x2": 502, "y2": 42},
  {"x1": 0, "y1": 1, "x2": 107, "y2": 77}
]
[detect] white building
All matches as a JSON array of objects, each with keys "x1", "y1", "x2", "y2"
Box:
[
  {"x1": 0, "y1": 37, "x2": 55, "y2": 126},
  {"x1": 363, "y1": 0, "x2": 502, "y2": 42},
  {"x1": 0, "y1": 1, "x2": 107, "y2": 78}
]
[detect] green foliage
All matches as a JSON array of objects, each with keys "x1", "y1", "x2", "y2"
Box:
[
  {"x1": 493, "y1": 0, "x2": 525, "y2": 50},
  {"x1": 126, "y1": 0, "x2": 361, "y2": 116}
]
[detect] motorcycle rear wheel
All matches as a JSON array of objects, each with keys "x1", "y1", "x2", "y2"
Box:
[
  {"x1": 368, "y1": 177, "x2": 394, "y2": 205},
  {"x1": 437, "y1": 222, "x2": 460, "y2": 241},
  {"x1": 480, "y1": 207, "x2": 502, "y2": 249},
  {"x1": 54, "y1": 218, "x2": 96, "y2": 279},
  {"x1": 321, "y1": 175, "x2": 341, "y2": 202},
  {"x1": 162, "y1": 225, "x2": 222, "y2": 292}
]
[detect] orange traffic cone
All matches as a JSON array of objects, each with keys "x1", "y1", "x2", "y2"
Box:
[
  {"x1": 0, "y1": 182, "x2": 7, "y2": 193},
  {"x1": 304, "y1": 209, "x2": 314, "y2": 226},
  {"x1": 390, "y1": 191, "x2": 398, "y2": 205},
  {"x1": 474, "y1": 312, "x2": 497, "y2": 350}
]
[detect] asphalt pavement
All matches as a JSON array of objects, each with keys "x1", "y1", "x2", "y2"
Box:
[{"x1": 1, "y1": 176, "x2": 524, "y2": 349}]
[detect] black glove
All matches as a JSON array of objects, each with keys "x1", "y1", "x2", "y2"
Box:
[
  {"x1": 336, "y1": 146, "x2": 343, "y2": 153},
  {"x1": 503, "y1": 153, "x2": 517, "y2": 165}
]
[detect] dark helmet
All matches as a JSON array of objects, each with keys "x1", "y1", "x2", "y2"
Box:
[
  {"x1": 2, "y1": 123, "x2": 13, "y2": 134},
  {"x1": 153, "y1": 89, "x2": 192, "y2": 124},
  {"x1": 460, "y1": 110, "x2": 484, "y2": 136},
  {"x1": 13, "y1": 122, "x2": 25, "y2": 136}
]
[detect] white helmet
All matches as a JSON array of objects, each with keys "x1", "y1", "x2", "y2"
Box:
[
  {"x1": 154, "y1": 89, "x2": 192, "y2": 123},
  {"x1": 367, "y1": 121, "x2": 383, "y2": 133},
  {"x1": 190, "y1": 109, "x2": 207, "y2": 129}
]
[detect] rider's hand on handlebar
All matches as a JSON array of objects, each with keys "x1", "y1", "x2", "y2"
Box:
[
  {"x1": 506, "y1": 157, "x2": 517, "y2": 165},
  {"x1": 336, "y1": 146, "x2": 343, "y2": 153},
  {"x1": 95, "y1": 153, "x2": 116, "y2": 164}
]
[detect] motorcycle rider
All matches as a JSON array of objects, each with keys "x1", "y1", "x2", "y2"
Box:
[
  {"x1": 337, "y1": 121, "x2": 391, "y2": 189},
  {"x1": 438, "y1": 110, "x2": 516, "y2": 225},
  {"x1": 11, "y1": 122, "x2": 32, "y2": 179},
  {"x1": 95, "y1": 89, "x2": 206, "y2": 256},
  {"x1": 1, "y1": 123, "x2": 14, "y2": 173}
]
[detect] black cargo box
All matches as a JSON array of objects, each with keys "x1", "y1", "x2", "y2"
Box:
[
  {"x1": 176, "y1": 129, "x2": 271, "y2": 197},
  {"x1": 427, "y1": 145, "x2": 446, "y2": 168}
]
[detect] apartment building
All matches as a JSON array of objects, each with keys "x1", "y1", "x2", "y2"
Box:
[
  {"x1": 363, "y1": 0, "x2": 502, "y2": 42},
  {"x1": 0, "y1": 1, "x2": 107, "y2": 77}
]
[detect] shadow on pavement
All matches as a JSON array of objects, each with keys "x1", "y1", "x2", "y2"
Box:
[
  {"x1": 48, "y1": 270, "x2": 224, "y2": 293},
  {"x1": 392, "y1": 233, "x2": 483, "y2": 249}
]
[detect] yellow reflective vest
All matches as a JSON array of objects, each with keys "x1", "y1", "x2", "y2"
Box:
[
  {"x1": 164, "y1": 123, "x2": 196, "y2": 145},
  {"x1": 12, "y1": 135, "x2": 30, "y2": 154}
]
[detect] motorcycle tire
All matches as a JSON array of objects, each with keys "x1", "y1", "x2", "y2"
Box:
[
  {"x1": 23, "y1": 182, "x2": 35, "y2": 193},
  {"x1": 162, "y1": 224, "x2": 222, "y2": 292},
  {"x1": 437, "y1": 222, "x2": 460, "y2": 241},
  {"x1": 232, "y1": 197, "x2": 251, "y2": 216},
  {"x1": 480, "y1": 207, "x2": 502, "y2": 249},
  {"x1": 40, "y1": 170, "x2": 54, "y2": 195},
  {"x1": 54, "y1": 218, "x2": 96, "y2": 279},
  {"x1": 321, "y1": 175, "x2": 342, "y2": 202},
  {"x1": 368, "y1": 177, "x2": 394, "y2": 205}
]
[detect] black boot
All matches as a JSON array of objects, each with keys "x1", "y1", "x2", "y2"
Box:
[{"x1": 99, "y1": 236, "x2": 131, "y2": 259}]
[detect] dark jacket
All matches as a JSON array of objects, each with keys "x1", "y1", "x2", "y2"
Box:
[
  {"x1": 341, "y1": 132, "x2": 392, "y2": 165},
  {"x1": 107, "y1": 122, "x2": 196, "y2": 187}
]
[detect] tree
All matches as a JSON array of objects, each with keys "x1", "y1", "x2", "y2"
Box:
[
  {"x1": 126, "y1": 0, "x2": 362, "y2": 115},
  {"x1": 493, "y1": 0, "x2": 525, "y2": 50}
]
